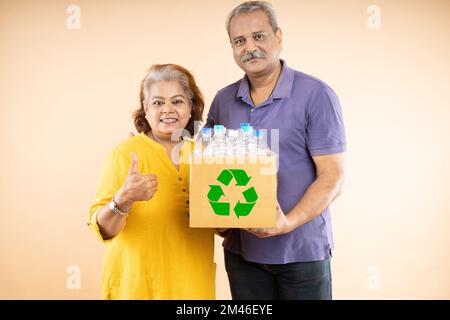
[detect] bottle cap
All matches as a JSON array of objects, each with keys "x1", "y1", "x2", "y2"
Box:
[
  {"x1": 254, "y1": 129, "x2": 264, "y2": 138},
  {"x1": 213, "y1": 125, "x2": 225, "y2": 134}
]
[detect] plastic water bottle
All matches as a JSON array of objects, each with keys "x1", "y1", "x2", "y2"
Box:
[
  {"x1": 196, "y1": 127, "x2": 212, "y2": 156},
  {"x1": 202, "y1": 127, "x2": 212, "y2": 144},
  {"x1": 237, "y1": 123, "x2": 252, "y2": 156},
  {"x1": 213, "y1": 125, "x2": 226, "y2": 157},
  {"x1": 226, "y1": 129, "x2": 239, "y2": 157},
  {"x1": 254, "y1": 129, "x2": 268, "y2": 156},
  {"x1": 248, "y1": 129, "x2": 258, "y2": 156},
  {"x1": 241, "y1": 124, "x2": 254, "y2": 156},
  {"x1": 236, "y1": 125, "x2": 245, "y2": 156}
]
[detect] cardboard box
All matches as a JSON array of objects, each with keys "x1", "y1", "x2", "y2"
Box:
[{"x1": 189, "y1": 155, "x2": 278, "y2": 228}]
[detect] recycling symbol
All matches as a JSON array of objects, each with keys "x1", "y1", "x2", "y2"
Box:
[{"x1": 207, "y1": 169, "x2": 258, "y2": 218}]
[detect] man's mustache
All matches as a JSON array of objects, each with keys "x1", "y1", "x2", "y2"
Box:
[{"x1": 240, "y1": 50, "x2": 267, "y2": 63}]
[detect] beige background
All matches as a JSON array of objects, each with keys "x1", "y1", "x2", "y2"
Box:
[{"x1": 0, "y1": 0, "x2": 449, "y2": 299}]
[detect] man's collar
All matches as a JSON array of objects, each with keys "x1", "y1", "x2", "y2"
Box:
[{"x1": 236, "y1": 59, "x2": 295, "y2": 100}]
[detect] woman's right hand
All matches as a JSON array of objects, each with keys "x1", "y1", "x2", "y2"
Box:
[{"x1": 114, "y1": 152, "x2": 158, "y2": 212}]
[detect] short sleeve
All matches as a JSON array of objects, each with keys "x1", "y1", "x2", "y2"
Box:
[
  {"x1": 204, "y1": 94, "x2": 219, "y2": 129},
  {"x1": 87, "y1": 148, "x2": 130, "y2": 243},
  {"x1": 306, "y1": 86, "x2": 346, "y2": 156}
]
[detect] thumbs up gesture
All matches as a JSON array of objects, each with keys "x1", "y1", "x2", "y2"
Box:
[{"x1": 114, "y1": 152, "x2": 158, "y2": 212}]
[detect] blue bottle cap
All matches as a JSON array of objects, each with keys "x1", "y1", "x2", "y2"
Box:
[
  {"x1": 254, "y1": 129, "x2": 264, "y2": 138},
  {"x1": 213, "y1": 125, "x2": 225, "y2": 134}
]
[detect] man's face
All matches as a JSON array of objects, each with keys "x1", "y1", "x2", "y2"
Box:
[{"x1": 229, "y1": 10, "x2": 282, "y2": 77}]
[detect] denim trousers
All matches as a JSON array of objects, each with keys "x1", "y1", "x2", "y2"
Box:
[{"x1": 224, "y1": 249, "x2": 332, "y2": 300}]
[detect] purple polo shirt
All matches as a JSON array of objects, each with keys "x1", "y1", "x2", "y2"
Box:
[{"x1": 205, "y1": 60, "x2": 346, "y2": 264}]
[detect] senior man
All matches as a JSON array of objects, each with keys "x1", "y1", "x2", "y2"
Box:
[{"x1": 206, "y1": 1, "x2": 346, "y2": 300}]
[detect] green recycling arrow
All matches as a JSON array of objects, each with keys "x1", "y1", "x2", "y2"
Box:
[
  {"x1": 209, "y1": 202, "x2": 230, "y2": 216},
  {"x1": 242, "y1": 186, "x2": 258, "y2": 202},
  {"x1": 234, "y1": 187, "x2": 258, "y2": 218},
  {"x1": 234, "y1": 201, "x2": 256, "y2": 218},
  {"x1": 217, "y1": 170, "x2": 233, "y2": 186},
  {"x1": 207, "y1": 169, "x2": 258, "y2": 218},
  {"x1": 207, "y1": 185, "x2": 225, "y2": 202},
  {"x1": 229, "y1": 169, "x2": 252, "y2": 186}
]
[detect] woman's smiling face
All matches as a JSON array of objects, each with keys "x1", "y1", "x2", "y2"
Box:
[{"x1": 145, "y1": 80, "x2": 192, "y2": 140}]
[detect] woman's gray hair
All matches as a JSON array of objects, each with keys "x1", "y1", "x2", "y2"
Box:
[
  {"x1": 143, "y1": 65, "x2": 193, "y2": 107},
  {"x1": 225, "y1": 1, "x2": 278, "y2": 36}
]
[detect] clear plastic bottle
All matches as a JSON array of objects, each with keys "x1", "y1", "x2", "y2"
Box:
[
  {"x1": 254, "y1": 129, "x2": 268, "y2": 156},
  {"x1": 248, "y1": 128, "x2": 258, "y2": 156},
  {"x1": 197, "y1": 127, "x2": 212, "y2": 156},
  {"x1": 202, "y1": 127, "x2": 212, "y2": 143},
  {"x1": 226, "y1": 129, "x2": 238, "y2": 157},
  {"x1": 236, "y1": 123, "x2": 247, "y2": 156},
  {"x1": 241, "y1": 124, "x2": 254, "y2": 156},
  {"x1": 213, "y1": 125, "x2": 226, "y2": 157},
  {"x1": 236, "y1": 127, "x2": 244, "y2": 157}
]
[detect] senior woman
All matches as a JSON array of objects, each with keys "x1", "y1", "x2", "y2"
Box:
[{"x1": 88, "y1": 64, "x2": 215, "y2": 299}]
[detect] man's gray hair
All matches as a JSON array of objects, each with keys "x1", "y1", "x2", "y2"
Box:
[
  {"x1": 225, "y1": 1, "x2": 278, "y2": 36},
  {"x1": 143, "y1": 65, "x2": 193, "y2": 106}
]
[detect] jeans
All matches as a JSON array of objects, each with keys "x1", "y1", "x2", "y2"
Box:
[{"x1": 224, "y1": 250, "x2": 332, "y2": 300}]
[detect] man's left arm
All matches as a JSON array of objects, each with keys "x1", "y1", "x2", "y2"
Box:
[
  {"x1": 248, "y1": 84, "x2": 346, "y2": 237},
  {"x1": 247, "y1": 152, "x2": 345, "y2": 238}
]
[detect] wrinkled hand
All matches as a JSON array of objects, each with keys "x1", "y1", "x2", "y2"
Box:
[
  {"x1": 115, "y1": 152, "x2": 158, "y2": 212},
  {"x1": 245, "y1": 204, "x2": 292, "y2": 238}
]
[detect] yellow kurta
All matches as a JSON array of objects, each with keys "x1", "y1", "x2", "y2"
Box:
[{"x1": 88, "y1": 133, "x2": 215, "y2": 299}]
